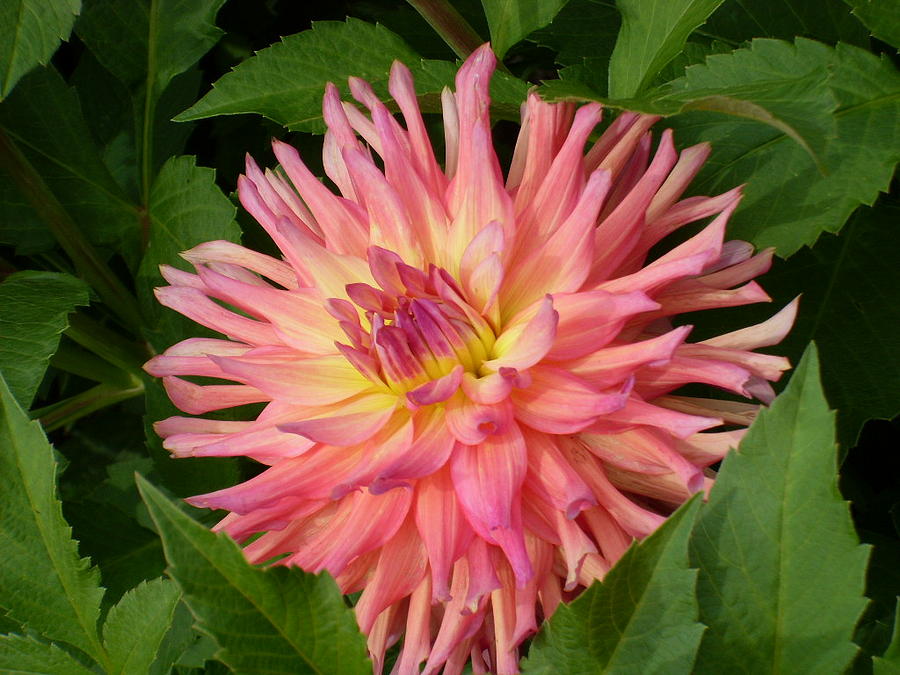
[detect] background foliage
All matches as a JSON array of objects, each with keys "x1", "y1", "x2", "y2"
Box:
[{"x1": 0, "y1": 0, "x2": 897, "y2": 672}]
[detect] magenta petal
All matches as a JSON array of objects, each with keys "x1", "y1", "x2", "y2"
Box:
[{"x1": 407, "y1": 365, "x2": 464, "y2": 406}]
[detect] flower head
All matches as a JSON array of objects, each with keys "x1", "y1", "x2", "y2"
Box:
[{"x1": 146, "y1": 44, "x2": 796, "y2": 674}]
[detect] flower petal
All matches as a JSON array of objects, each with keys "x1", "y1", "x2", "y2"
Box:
[
  {"x1": 512, "y1": 366, "x2": 628, "y2": 433},
  {"x1": 278, "y1": 393, "x2": 399, "y2": 445}
]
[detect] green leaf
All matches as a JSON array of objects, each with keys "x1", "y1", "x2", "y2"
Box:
[
  {"x1": 655, "y1": 38, "x2": 837, "y2": 171},
  {"x1": 544, "y1": 39, "x2": 836, "y2": 174},
  {"x1": 690, "y1": 343, "x2": 870, "y2": 673},
  {"x1": 0, "y1": 0, "x2": 80, "y2": 99},
  {"x1": 607, "y1": 0, "x2": 726, "y2": 98},
  {"x1": 137, "y1": 154, "x2": 240, "y2": 347},
  {"x1": 0, "y1": 634, "x2": 97, "y2": 675},
  {"x1": 102, "y1": 578, "x2": 182, "y2": 675},
  {"x1": 75, "y1": 0, "x2": 226, "y2": 197},
  {"x1": 874, "y1": 599, "x2": 900, "y2": 674},
  {"x1": 0, "y1": 271, "x2": 88, "y2": 408},
  {"x1": 175, "y1": 19, "x2": 419, "y2": 132},
  {"x1": 175, "y1": 19, "x2": 528, "y2": 133},
  {"x1": 704, "y1": 0, "x2": 869, "y2": 46},
  {"x1": 845, "y1": 0, "x2": 900, "y2": 48},
  {"x1": 480, "y1": 0, "x2": 571, "y2": 59},
  {"x1": 0, "y1": 374, "x2": 108, "y2": 667},
  {"x1": 667, "y1": 40, "x2": 900, "y2": 256},
  {"x1": 136, "y1": 474, "x2": 371, "y2": 675},
  {"x1": 523, "y1": 498, "x2": 704, "y2": 674},
  {"x1": 0, "y1": 66, "x2": 141, "y2": 266},
  {"x1": 150, "y1": 601, "x2": 199, "y2": 675}
]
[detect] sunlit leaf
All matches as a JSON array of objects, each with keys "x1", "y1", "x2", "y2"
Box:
[
  {"x1": 667, "y1": 41, "x2": 900, "y2": 255},
  {"x1": 102, "y1": 578, "x2": 182, "y2": 675},
  {"x1": 175, "y1": 19, "x2": 528, "y2": 133},
  {"x1": 690, "y1": 344, "x2": 870, "y2": 672},
  {"x1": 0, "y1": 374, "x2": 107, "y2": 666},
  {"x1": 481, "y1": 0, "x2": 571, "y2": 59},
  {"x1": 523, "y1": 497, "x2": 704, "y2": 674},
  {"x1": 608, "y1": 0, "x2": 725, "y2": 98}
]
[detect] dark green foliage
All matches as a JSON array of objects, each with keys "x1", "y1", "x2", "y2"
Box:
[{"x1": 0, "y1": 1, "x2": 897, "y2": 672}]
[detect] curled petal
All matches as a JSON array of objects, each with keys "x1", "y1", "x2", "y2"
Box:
[{"x1": 484, "y1": 296, "x2": 558, "y2": 371}]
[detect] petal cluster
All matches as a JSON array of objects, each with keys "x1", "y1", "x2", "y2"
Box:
[{"x1": 147, "y1": 45, "x2": 796, "y2": 674}]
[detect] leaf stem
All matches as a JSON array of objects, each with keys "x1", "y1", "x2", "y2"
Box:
[
  {"x1": 65, "y1": 312, "x2": 152, "y2": 376},
  {"x1": 141, "y1": 0, "x2": 160, "y2": 210},
  {"x1": 0, "y1": 128, "x2": 144, "y2": 332},
  {"x1": 405, "y1": 0, "x2": 486, "y2": 60},
  {"x1": 50, "y1": 340, "x2": 136, "y2": 388},
  {"x1": 35, "y1": 380, "x2": 144, "y2": 432}
]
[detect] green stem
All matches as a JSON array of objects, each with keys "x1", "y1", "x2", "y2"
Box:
[
  {"x1": 65, "y1": 312, "x2": 152, "y2": 376},
  {"x1": 35, "y1": 380, "x2": 144, "y2": 432},
  {"x1": 406, "y1": 0, "x2": 486, "y2": 60},
  {"x1": 141, "y1": 0, "x2": 160, "y2": 210},
  {"x1": 0, "y1": 128, "x2": 144, "y2": 332},
  {"x1": 51, "y1": 340, "x2": 136, "y2": 388}
]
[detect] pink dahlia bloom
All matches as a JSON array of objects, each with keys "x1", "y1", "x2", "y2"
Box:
[{"x1": 147, "y1": 45, "x2": 796, "y2": 674}]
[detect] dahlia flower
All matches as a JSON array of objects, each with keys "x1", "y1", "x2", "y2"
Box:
[{"x1": 146, "y1": 44, "x2": 796, "y2": 674}]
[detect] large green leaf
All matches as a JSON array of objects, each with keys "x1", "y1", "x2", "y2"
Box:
[
  {"x1": 175, "y1": 19, "x2": 528, "y2": 134},
  {"x1": 523, "y1": 498, "x2": 704, "y2": 674},
  {"x1": 0, "y1": 375, "x2": 108, "y2": 667},
  {"x1": 0, "y1": 66, "x2": 141, "y2": 264},
  {"x1": 0, "y1": 0, "x2": 80, "y2": 99},
  {"x1": 845, "y1": 0, "x2": 900, "y2": 47},
  {"x1": 654, "y1": 39, "x2": 837, "y2": 169},
  {"x1": 667, "y1": 40, "x2": 900, "y2": 256},
  {"x1": 690, "y1": 344, "x2": 870, "y2": 673},
  {"x1": 75, "y1": 0, "x2": 226, "y2": 197},
  {"x1": 102, "y1": 577, "x2": 182, "y2": 675},
  {"x1": 607, "y1": 0, "x2": 725, "y2": 98},
  {"x1": 0, "y1": 271, "x2": 88, "y2": 408},
  {"x1": 0, "y1": 634, "x2": 97, "y2": 675},
  {"x1": 176, "y1": 19, "x2": 422, "y2": 132},
  {"x1": 543, "y1": 39, "x2": 838, "y2": 189},
  {"x1": 480, "y1": 0, "x2": 571, "y2": 59},
  {"x1": 136, "y1": 474, "x2": 371, "y2": 675}
]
